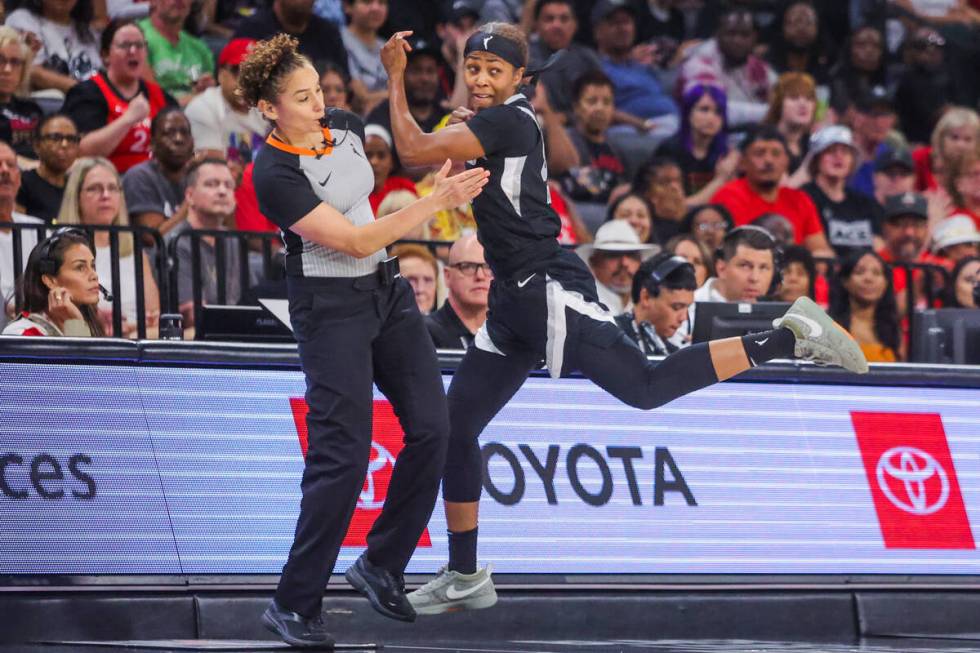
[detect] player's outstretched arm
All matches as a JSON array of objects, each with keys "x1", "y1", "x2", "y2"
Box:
[{"x1": 382, "y1": 31, "x2": 485, "y2": 167}]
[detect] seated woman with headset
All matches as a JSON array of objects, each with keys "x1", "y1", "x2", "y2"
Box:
[{"x1": 3, "y1": 228, "x2": 107, "y2": 337}]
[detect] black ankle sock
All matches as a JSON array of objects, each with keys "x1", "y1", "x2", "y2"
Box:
[
  {"x1": 741, "y1": 328, "x2": 797, "y2": 366},
  {"x1": 447, "y1": 527, "x2": 478, "y2": 574}
]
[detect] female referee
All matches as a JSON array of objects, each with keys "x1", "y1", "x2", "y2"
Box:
[
  {"x1": 380, "y1": 24, "x2": 868, "y2": 615},
  {"x1": 239, "y1": 34, "x2": 489, "y2": 647}
]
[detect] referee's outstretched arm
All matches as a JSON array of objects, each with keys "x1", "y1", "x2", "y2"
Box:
[{"x1": 289, "y1": 160, "x2": 488, "y2": 257}]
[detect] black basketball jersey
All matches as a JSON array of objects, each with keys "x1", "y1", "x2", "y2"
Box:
[{"x1": 465, "y1": 93, "x2": 561, "y2": 279}]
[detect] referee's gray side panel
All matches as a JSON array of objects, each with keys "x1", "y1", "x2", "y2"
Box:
[{"x1": 297, "y1": 127, "x2": 385, "y2": 278}]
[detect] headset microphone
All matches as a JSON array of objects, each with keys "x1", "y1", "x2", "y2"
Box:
[{"x1": 99, "y1": 284, "x2": 113, "y2": 302}]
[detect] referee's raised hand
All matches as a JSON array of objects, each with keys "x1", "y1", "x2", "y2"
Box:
[{"x1": 430, "y1": 160, "x2": 489, "y2": 210}]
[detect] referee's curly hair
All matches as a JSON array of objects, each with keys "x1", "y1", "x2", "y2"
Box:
[{"x1": 236, "y1": 33, "x2": 313, "y2": 110}]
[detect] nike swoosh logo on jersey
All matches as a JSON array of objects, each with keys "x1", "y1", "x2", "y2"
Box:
[
  {"x1": 319, "y1": 172, "x2": 331, "y2": 186},
  {"x1": 517, "y1": 273, "x2": 536, "y2": 288},
  {"x1": 445, "y1": 577, "x2": 491, "y2": 600},
  {"x1": 755, "y1": 337, "x2": 768, "y2": 346},
  {"x1": 790, "y1": 314, "x2": 824, "y2": 338}
]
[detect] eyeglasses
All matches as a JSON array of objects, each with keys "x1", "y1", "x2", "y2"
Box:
[
  {"x1": 113, "y1": 40, "x2": 147, "y2": 51},
  {"x1": 696, "y1": 221, "x2": 728, "y2": 233},
  {"x1": 449, "y1": 261, "x2": 493, "y2": 277},
  {"x1": 0, "y1": 55, "x2": 25, "y2": 69},
  {"x1": 911, "y1": 34, "x2": 945, "y2": 49},
  {"x1": 82, "y1": 183, "x2": 122, "y2": 196},
  {"x1": 39, "y1": 132, "x2": 81, "y2": 145}
]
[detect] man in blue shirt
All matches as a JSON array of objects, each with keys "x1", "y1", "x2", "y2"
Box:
[{"x1": 591, "y1": 0, "x2": 678, "y2": 174}]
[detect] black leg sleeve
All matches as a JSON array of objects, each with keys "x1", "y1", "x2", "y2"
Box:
[
  {"x1": 442, "y1": 346, "x2": 538, "y2": 503},
  {"x1": 574, "y1": 325, "x2": 720, "y2": 411}
]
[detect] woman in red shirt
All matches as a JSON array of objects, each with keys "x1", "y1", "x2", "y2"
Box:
[
  {"x1": 946, "y1": 149, "x2": 980, "y2": 229},
  {"x1": 62, "y1": 19, "x2": 176, "y2": 174},
  {"x1": 912, "y1": 106, "x2": 979, "y2": 192}
]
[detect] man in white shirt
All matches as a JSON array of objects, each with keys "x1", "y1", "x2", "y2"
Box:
[
  {"x1": 0, "y1": 141, "x2": 43, "y2": 308},
  {"x1": 185, "y1": 38, "x2": 269, "y2": 167},
  {"x1": 681, "y1": 225, "x2": 778, "y2": 339}
]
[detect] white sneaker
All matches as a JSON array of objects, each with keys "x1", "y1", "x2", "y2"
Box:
[
  {"x1": 407, "y1": 564, "x2": 498, "y2": 615},
  {"x1": 773, "y1": 296, "x2": 869, "y2": 374}
]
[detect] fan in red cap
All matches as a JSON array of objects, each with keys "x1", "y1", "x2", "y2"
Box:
[
  {"x1": 185, "y1": 37, "x2": 268, "y2": 165},
  {"x1": 218, "y1": 38, "x2": 256, "y2": 68}
]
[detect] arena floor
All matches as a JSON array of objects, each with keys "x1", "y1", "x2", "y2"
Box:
[{"x1": 8, "y1": 637, "x2": 980, "y2": 653}]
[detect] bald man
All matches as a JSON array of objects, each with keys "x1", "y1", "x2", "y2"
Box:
[{"x1": 425, "y1": 235, "x2": 492, "y2": 350}]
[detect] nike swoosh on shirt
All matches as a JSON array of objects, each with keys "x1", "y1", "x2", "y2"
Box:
[
  {"x1": 318, "y1": 172, "x2": 332, "y2": 187},
  {"x1": 517, "y1": 273, "x2": 536, "y2": 288},
  {"x1": 445, "y1": 577, "x2": 492, "y2": 600}
]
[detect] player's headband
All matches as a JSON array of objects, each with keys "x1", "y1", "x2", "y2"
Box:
[
  {"x1": 463, "y1": 32, "x2": 525, "y2": 70},
  {"x1": 463, "y1": 32, "x2": 565, "y2": 91}
]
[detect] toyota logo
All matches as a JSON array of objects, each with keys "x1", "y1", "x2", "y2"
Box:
[
  {"x1": 876, "y1": 446, "x2": 950, "y2": 515},
  {"x1": 359, "y1": 442, "x2": 396, "y2": 510}
]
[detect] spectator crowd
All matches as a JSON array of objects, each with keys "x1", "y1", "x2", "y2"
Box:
[{"x1": 0, "y1": 0, "x2": 978, "y2": 361}]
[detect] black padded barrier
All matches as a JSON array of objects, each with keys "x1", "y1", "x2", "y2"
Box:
[{"x1": 857, "y1": 592, "x2": 980, "y2": 639}]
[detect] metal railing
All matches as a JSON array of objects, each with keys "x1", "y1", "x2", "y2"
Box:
[
  {"x1": 165, "y1": 228, "x2": 283, "y2": 338},
  {"x1": 1, "y1": 222, "x2": 963, "y2": 351},
  {"x1": 1, "y1": 222, "x2": 168, "y2": 340}
]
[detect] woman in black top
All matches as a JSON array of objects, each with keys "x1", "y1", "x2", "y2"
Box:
[
  {"x1": 239, "y1": 34, "x2": 489, "y2": 647},
  {"x1": 17, "y1": 114, "x2": 79, "y2": 222},
  {"x1": 382, "y1": 22, "x2": 868, "y2": 615}
]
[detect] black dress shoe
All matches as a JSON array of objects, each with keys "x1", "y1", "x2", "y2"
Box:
[
  {"x1": 262, "y1": 599, "x2": 335, "y2": 648},
  {"x1": 344, "y1": 553, "x2": 416, "y2": 622}
]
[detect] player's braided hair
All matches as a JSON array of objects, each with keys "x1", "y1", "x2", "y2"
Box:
[{"x1": 236, "y1": 33, "x2": 312, "y2": 110}]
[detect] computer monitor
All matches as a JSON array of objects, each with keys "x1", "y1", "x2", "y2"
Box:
[
  {"x1": 199, "y1": 304, "x2": 295, "y2": 343},
  {"x1": 691, "y1": 301, "x2": 792, "y2": 344},
  {"x1": 911, "y1": 308, "x2": 980, "y2": 364}
]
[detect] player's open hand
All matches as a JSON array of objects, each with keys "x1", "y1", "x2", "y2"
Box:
[
  {"x1": 431, "y1": 159, "x2": 489, "y2": 210},
  {"x1": 381, "y1": 31, "x2": 413, "y2": 78}
]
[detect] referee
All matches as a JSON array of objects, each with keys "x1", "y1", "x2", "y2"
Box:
[{"x1": 238, "y1": 34, "x2": 488, "y2": 648}]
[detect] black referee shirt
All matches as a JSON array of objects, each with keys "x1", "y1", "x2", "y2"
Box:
[{"x1": 252, "y1": 109, "x2": 385, "y2": 278}]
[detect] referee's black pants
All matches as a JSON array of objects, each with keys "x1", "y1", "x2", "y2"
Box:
[{"x1": 276, "y1": 274, "x2": 449, "y2": 618}]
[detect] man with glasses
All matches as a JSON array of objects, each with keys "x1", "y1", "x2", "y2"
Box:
[
  {"x1": 426, "y1": 234, "x2": 492, "y2": 350},
  {"x1": 185, "y1": 39, "x2": 268, "y2": 167},
  {"x1": 17, "y1": 114, "x2": 80, "y2": 222}
]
